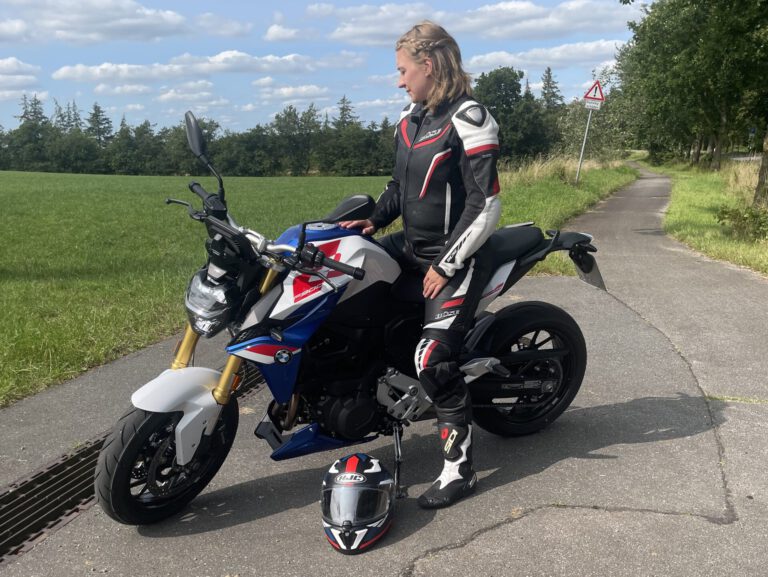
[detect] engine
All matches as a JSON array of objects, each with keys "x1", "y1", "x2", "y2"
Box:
[{"x1": 314, "y1": 388, "x2": 380, "y2": 441}]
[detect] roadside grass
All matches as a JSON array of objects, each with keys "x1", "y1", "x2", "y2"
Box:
[
  {"x1": 1, "y1": 161, "x2": 636, "y2": 406},
  {"x1": 646, "y1": 161, "x2": 768, "y2": 276}
]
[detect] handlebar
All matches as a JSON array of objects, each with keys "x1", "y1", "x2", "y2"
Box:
[
  {"x1": 299, "y1": 244, "x2": 365, "y2": 280},
  {"x1": 189, "y1": 181, "x2": 211, "y2": 200}
]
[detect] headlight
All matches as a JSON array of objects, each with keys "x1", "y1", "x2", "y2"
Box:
[{"x1": 185, "y1": 270, "x2": 239, "y2": 337}]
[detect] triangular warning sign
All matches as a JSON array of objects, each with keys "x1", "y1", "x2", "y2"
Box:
[{"x1": 583, "y1": 80, "x2": 605, "y2": 101}]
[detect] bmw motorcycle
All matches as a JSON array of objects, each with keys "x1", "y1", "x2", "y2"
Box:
[{"x1": 94, "y1": 112, "x2": 606, "y2": 525}]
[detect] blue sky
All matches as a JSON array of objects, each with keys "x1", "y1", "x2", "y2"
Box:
[{"x1": 0, "y1": 0, "x2": 646, "y2": 132}]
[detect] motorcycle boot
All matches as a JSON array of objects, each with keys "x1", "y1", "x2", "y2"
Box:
[
  {"x1": 418, "y1": 422, "x2": 476, "y2": 509},
  {"x1": 416, "y1": 359, "x2": 477, "y2": 509}
]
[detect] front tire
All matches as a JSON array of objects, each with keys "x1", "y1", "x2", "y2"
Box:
[
  {"x1": 472, "y1": 302, "x2": 586, "y2": 437},
  {"x1": 94, "y1": 399, "x2": 239, "y2": 525}
]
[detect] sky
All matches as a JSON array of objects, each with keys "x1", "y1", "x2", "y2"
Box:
[{"x1": 0, "y1": 0, "x2": 648, "y2": 132}]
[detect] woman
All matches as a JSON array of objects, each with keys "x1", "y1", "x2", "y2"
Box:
[{"x1": 341, "y1": 21, "x2": 501, "y2": 508}]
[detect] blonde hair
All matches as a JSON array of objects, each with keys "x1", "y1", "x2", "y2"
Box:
[{"x1": 396, "y1": 21, "x2": 472, "y2": 111}]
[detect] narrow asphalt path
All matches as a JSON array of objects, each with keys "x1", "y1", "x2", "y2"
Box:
[{"x1": 2, "y1": 165, "x2": 768, "y2": 576}]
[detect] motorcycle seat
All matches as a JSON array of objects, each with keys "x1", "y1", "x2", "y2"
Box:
[{"x1": 487, "y1": 225, "x2": 545, "y2": 269}]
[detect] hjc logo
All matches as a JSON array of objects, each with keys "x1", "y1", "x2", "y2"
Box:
[{"x1": 335, "y1": 473, "x2": 366, "y2": 484}]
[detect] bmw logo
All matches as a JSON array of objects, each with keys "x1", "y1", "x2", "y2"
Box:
[{"x1": 274, "y1": 349, "x2": 293, "y2": 364}]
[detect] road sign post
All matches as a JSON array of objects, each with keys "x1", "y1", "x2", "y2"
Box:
[{"x1": 576, "y1": 80, "x2": 605, "y2": 185}]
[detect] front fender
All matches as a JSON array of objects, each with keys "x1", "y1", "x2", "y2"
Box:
[{"x1": 131, "y1": 367, "x2": 223, "y2": 466}]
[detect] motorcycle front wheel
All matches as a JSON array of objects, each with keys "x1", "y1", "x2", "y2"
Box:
[
  {"x1": 472, "y1": 301, "x2": 586, "y2": 437},
  {"x1": 94, "y1": 399, "x2": 239, "y2": 525}
]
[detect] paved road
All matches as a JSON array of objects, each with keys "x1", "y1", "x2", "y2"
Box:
[{"x1": 2, "y1": 165, "x2": 768, "y2": 576}]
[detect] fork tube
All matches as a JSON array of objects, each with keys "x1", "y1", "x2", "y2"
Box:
[
  {"x1": 171, "y1": 323, "x2": 200, "y2": 370},
  {"x1": 212, "y1": 355, "x2": 243, "y2": 405},
  {"x1": 259, "y1": 267, "x2": 279, "y2": 295}
]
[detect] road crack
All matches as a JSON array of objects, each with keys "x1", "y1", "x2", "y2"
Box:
[
  {"x1": 599, "y1": 288, "x2": 737, "y2": 526},
  {"x1": 399, "y1": 500, "x2": 735, "y2": 576}
]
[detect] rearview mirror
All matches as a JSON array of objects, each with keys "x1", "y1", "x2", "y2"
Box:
[{"x1": 184, "y1": 111, "x2": 207, "y2": 161}]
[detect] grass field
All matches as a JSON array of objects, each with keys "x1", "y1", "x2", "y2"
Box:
[
  {"x1": 1, "y1": 161, "x2": 636, "y2": 406},
  {"x1": 644, "y1": 160, "x2": 768, "y2": 276}
]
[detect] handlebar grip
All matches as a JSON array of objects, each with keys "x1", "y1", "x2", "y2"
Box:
[
  {"x1": 317, "y1": 251, "x2": 366, "y2": 280},
  {"x1": 189, "y1": 181, "x2": 211, "y2": 200}
]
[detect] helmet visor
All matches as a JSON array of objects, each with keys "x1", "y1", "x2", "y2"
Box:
[{"x1": 321, "y1": 487, "x2": 391, "y2": 525}]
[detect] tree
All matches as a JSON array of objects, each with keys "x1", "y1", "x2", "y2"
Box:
[
  {"x1": 540, "y1": 67, "x2": 564, "y2": 111},
  {"x1": 473, "y1": 67, "x2": 524, "y2": 158},
  {"x1": 9, "y1": 94, "x2": 54, "y2": 171},
  {"x1": 108, "y1": 117, "x2": 136, "y2": 174},
  {"x1": 85, "y1": 103, "x2": 113, "y2": 149},
  {"x1": 615, "y1": 0, "x2": 768, "y2": 168},
  {"x1": 539, "y1": 67, "x2": 565, "y2": 150}
]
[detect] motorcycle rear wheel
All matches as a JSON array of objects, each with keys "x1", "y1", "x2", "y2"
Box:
[
  {"x1": 472, "y1": 301, "x2": 586, "y2": 437},
  {"x1": 94, "y1": 399, "x2": 239, "y2": 525}
]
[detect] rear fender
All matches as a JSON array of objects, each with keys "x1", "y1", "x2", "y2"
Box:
[{"x1": 131, "y1": 367, "x2": 224, "y2": 465}]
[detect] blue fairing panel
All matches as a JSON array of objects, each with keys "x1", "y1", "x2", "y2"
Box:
[
  {"x1": 270, "y1": 423, "x2": 377, "y2": 461},
  {"x1": 227, "y1": 291, "x2": 345, "y2": 403},
  {"x1": 274, "y1": 223, "x2": 360, "y2": 248}
]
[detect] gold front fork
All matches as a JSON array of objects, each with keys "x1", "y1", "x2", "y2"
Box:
[
  {"x1": 212, "y1": 355, "x2": 242, "y2": 405},
  {"x1": 198, "y1": 264, "x2": 281, "y2": 406},
  {"x1": 171, "y1": 324, "x2": 200, "y2": 370}
]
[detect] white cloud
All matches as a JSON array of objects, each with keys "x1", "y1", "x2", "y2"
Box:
[
  {"x1": 252, "y1": 76, "x2": 275, "y2": 87},
  {"x1": 53, "y1": 49, "x2": 366, "y2": 84},
  {"x1": 3, "y1": 0, "x2": 187, "y2": 44},
  {"x1": 0, "y1": 18, "x2": 29, "y2": 42},
  {"x1": 197, "y1": 13, "x2": 253, "y2": 37},
  {"x1": 53, "y1": 52, "x2": 311, "y2": 82},
  {"x1": 328, "y1": 3, "x2": 440, "y2": 46},
  {"x1": 0, "y1": 58, "x2": 40, "y2": 101},
  {"x1": 323, "y1": 1, "x2": 642, "y2": 45},
  {"x1": 445, "y1": 0, "x2": 639, "y2": 39},
  {"x1": 355, "y1": 94, "x2": 409, "y2": 109},
  {"x1": 94, "y1": 83, "x2": 152, "y2": 95},
  {"x1": 0, "y1": 57, "x2": 39, "y2": 75},
  {"x1": 367, "y1": 73, "x2": 398, "y2": 85},
  {"x1": 467, "y1": 40, "x2": 625, "y2": 72},
  {"x1": 158, "y1": 80, "x2": 217, "y2": 102},
  {"x1": 264, "y1": 24, "x2": 300, "y2": 41},
  {"x1": 258, "y1": 84, "x2": 330, "y2": 101},
  {"x1": 306, "y1": 3, "x2": 335, "y2": 17},
  {"x1": 125, "y1": 103, "x2": 145, "y2": 111}
]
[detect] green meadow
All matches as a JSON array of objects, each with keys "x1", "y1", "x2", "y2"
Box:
[{"x1": 1, "y1": 162, "x2": 636, "y2": 406}]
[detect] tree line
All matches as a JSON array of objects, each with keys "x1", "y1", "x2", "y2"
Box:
[
  {"x1": 0, "y1": 67, "x2": 599, "y2": 177},
  {"x1": 613, "y1": 0, "x2": 767, "y2": 208}
]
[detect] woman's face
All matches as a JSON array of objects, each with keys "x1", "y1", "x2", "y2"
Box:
[{"x1": 396, "y1": 48, "x2": 434, "y2": 104}]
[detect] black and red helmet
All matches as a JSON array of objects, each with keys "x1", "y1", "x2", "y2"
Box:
[{"x1": 321, "y1": 453, "x2": 395, "y2": 553}]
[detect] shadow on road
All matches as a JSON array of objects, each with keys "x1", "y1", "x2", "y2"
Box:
[{"x1": 136, "y1": 392, "x2": 724, "y2": 550}]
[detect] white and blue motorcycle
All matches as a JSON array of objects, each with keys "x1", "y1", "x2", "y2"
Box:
[{"x1": 94, "y1": 112, "x2": 605, "y2": 525}]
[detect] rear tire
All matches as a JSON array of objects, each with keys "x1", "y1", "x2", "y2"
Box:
[
  {"x1": 94, "y1": 399, "x2": 239, "y2": 525},
  {"x1": 472, "y1": 302, "x2": 586, "y2": 437}
]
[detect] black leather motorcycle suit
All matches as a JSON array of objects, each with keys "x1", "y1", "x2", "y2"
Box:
[{"x1": 371, "y1": 96, "x2": 502, "y2": 425}]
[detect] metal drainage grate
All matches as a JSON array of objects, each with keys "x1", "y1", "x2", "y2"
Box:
[
  {"x1": 0, "y1": 374, "x2": 264, "y2": 566},
  {"x1": 0, "y1": 435, "x2": 105, "y2": 565}
]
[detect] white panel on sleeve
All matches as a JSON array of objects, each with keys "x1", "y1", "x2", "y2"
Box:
[
  {"x1": 437, "y1": 195, "x2": 501, "y2": 276},
  {"x1": 452, "y1": 100, "x2": 499, "y2": 155}
]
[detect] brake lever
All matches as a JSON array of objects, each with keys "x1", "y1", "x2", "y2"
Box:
[
  {"x1": 166, "y1": 198, "x2": 205, "y2": 220},
  {"x1": 289, "y1": 260, "x2": 339, "y2": 293}
]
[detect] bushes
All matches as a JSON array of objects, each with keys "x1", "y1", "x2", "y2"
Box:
[{"x1": 716, "y1": 204, "x2": 768, "y2": 240}]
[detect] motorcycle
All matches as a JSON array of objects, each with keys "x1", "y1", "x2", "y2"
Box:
[{"x1": 94, "y1": 111, "x2": 606, "y2": 525}]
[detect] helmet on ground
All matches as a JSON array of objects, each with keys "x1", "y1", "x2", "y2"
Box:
[{"x1": 321, "y1": 453, "x2": 395, "y2": 553}]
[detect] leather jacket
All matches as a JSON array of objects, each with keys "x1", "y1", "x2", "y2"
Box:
[{"x1": 370, "y1": 96, "x2": 501, "y2": 277}]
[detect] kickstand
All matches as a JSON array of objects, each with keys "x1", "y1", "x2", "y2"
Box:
[{"x1": 393, "y1": 422, "x2": 408, "y2": 499}]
